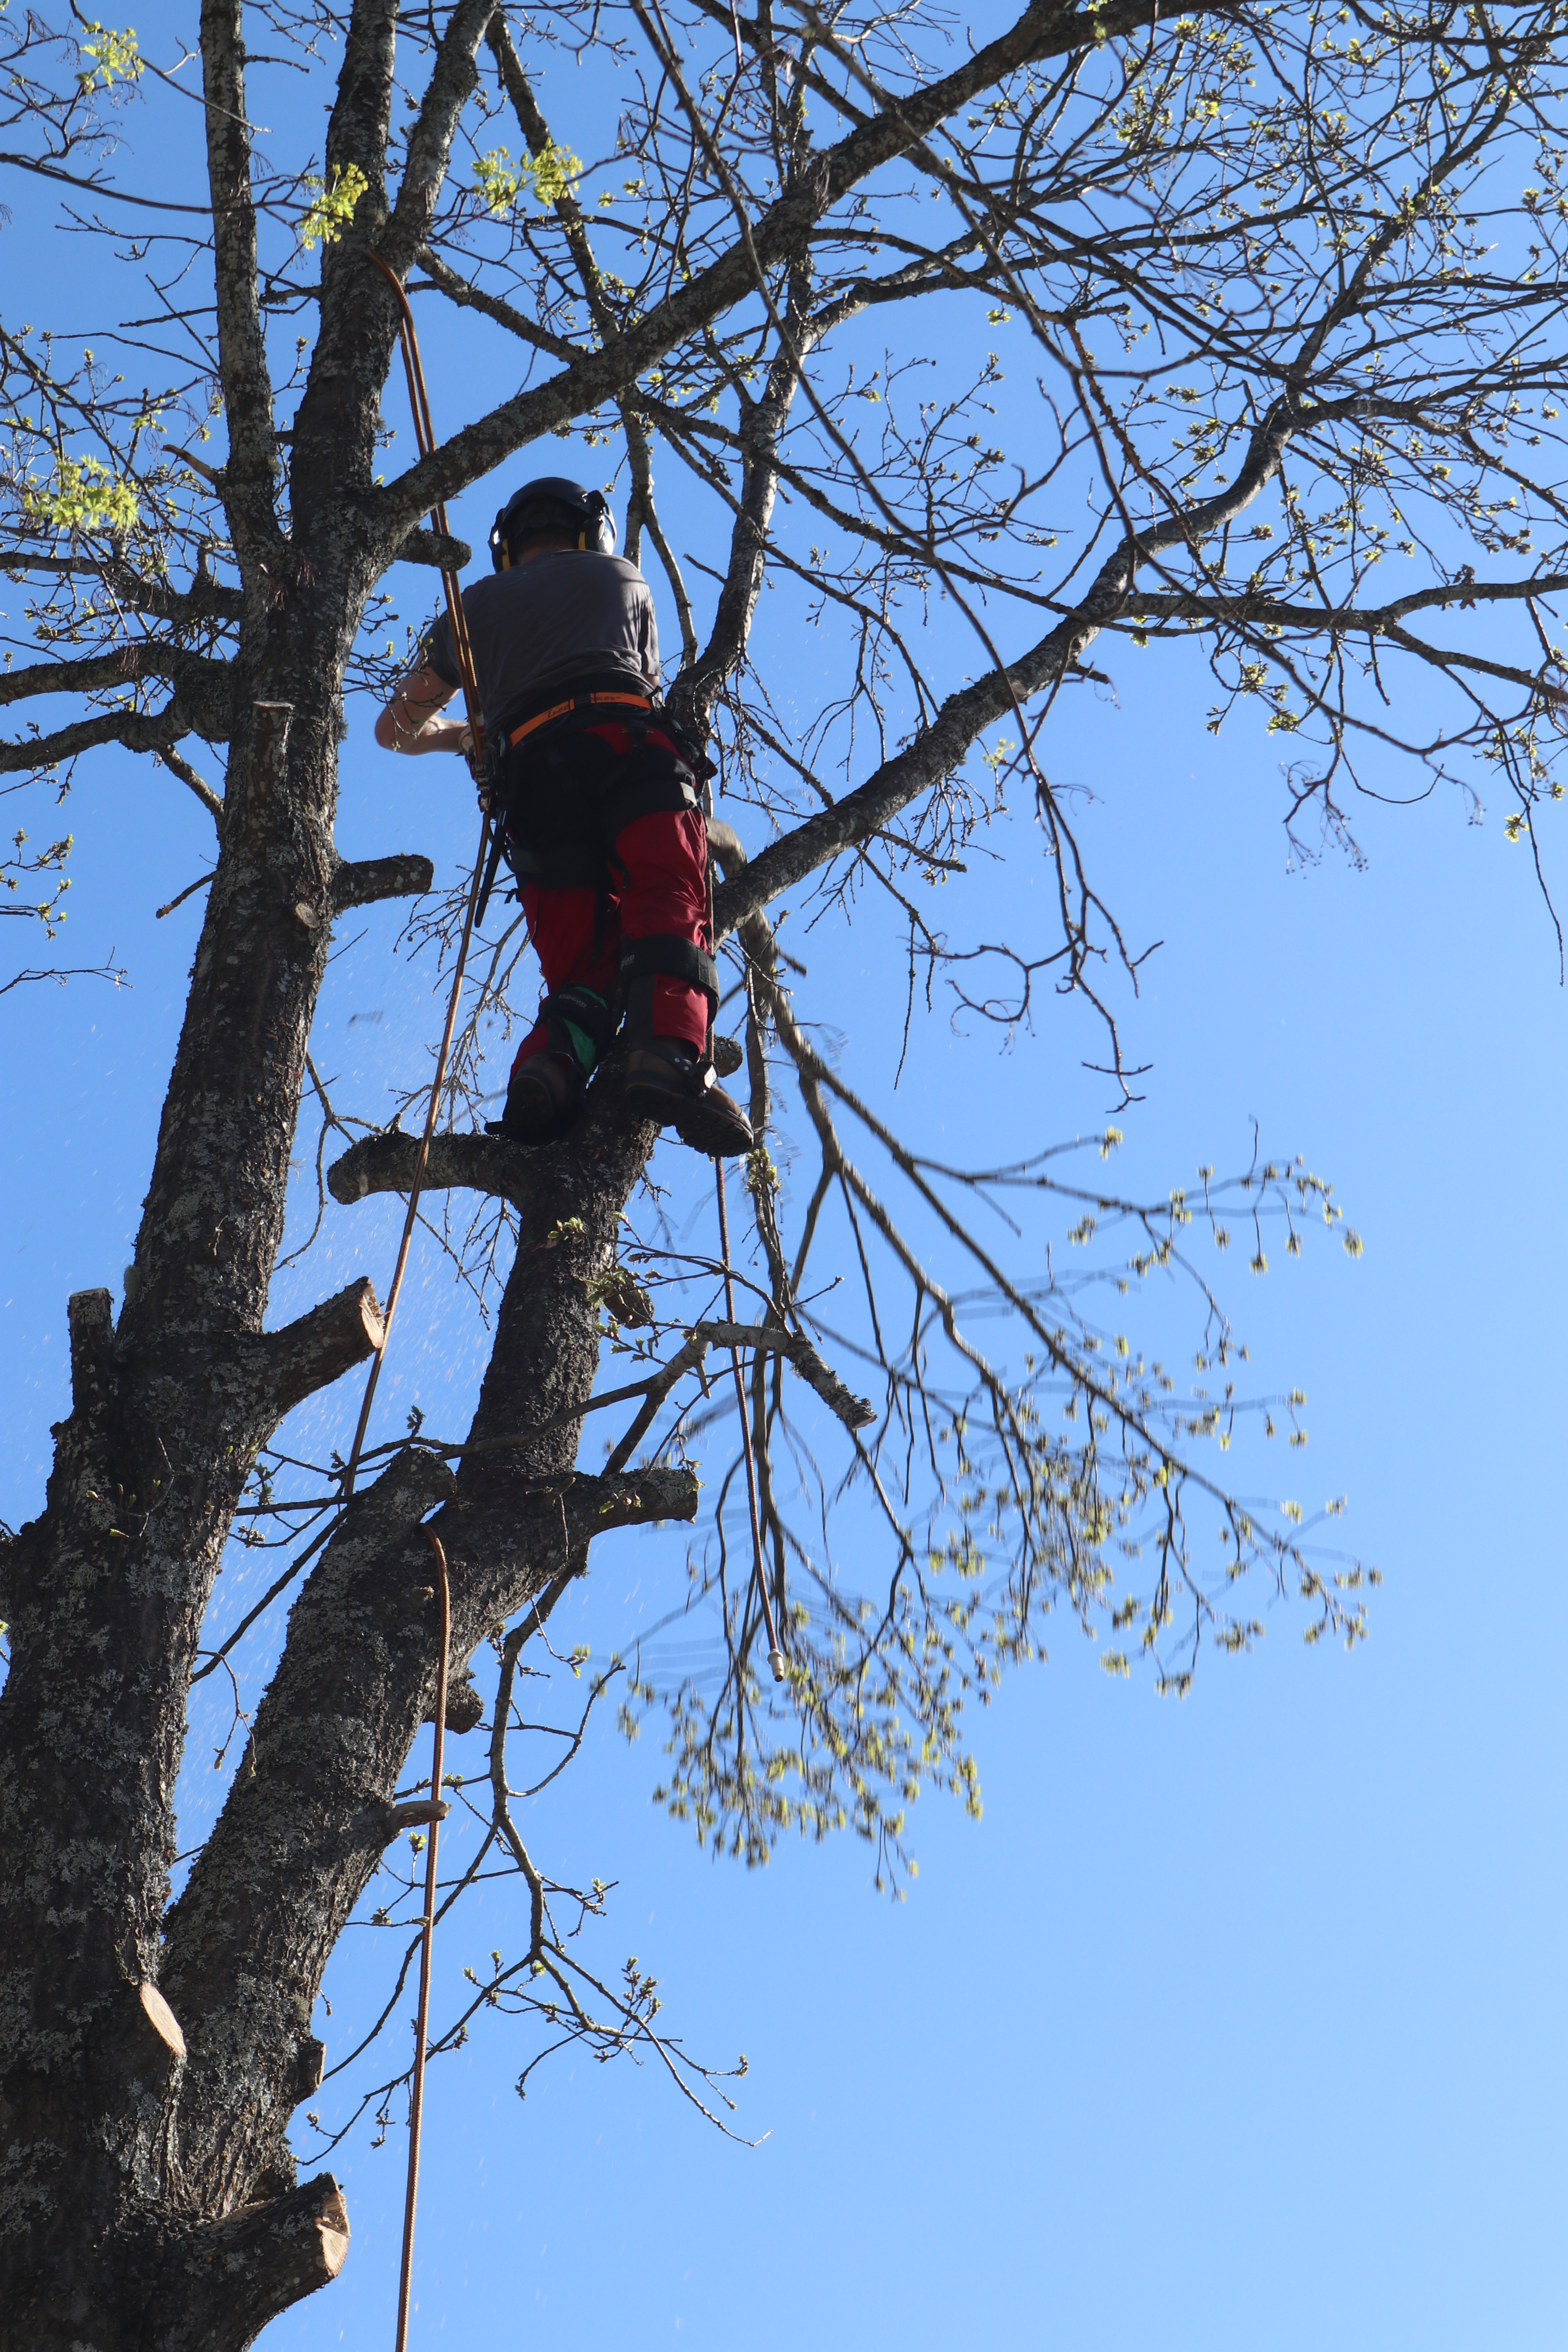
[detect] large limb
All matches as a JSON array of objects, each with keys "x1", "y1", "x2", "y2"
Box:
[
  {"x1": 292, "y1": 0, "x2": 497, "y2": 515},
  {"x1": 160, "y1": 1093, "x2": 691, "y2": 2205},
  {"x1": 710, "y1": 587, "x2": 1115, "y2": 935},
  {"x1": 1125, "y1": 576, "x2": 1568, "y2": 708},
  {"x1": 288, "y1": 0, "x2": 400, "y2": 511},
  {"x1": 0, "y1": 649, "x2": 233, "y2": 777},
  {"x1": 384, "y1": 0, "x2": 501, "y2": 270},
  {"x1": 0, "y1": 700, "x2": 191, "y2": 774},
  {"x1": 670, "y1": 290, "x2": 811, "y2": 740},
  {"x1": 0, "y1": 644, "x2": 399, "y2": 2330},
  {"x1": 199, "y1": 0, "x2": 275, "y2": 538},
  {"x1": 0, "y1": 552, "x2": 245, "y2": 627},
  {"x1": 0, "y1": 644, "x2": 231, "y2": 726}
]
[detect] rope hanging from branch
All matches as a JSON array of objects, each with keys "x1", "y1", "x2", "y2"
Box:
[
  {"x1": 343, "y1": 259, "x2": 785, "y2": 2352},
  {"x1": 339, "y1": 252, "x2": 494, "y2": 1508},
  {"x1": 347, "y1": 256, "x2": 482, "y2": 2352},
  {"x1": 392, "y1": 1528, "x2": 452, "y2": 2352}
]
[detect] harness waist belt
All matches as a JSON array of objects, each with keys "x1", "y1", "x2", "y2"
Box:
[{"x1": 506, "y1": 691, "x2": 652, "y2": 748}]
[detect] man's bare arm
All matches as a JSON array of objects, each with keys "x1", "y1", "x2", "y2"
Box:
[{"x1": 374, "y1": 662, "x2": 466, "y2": 754}]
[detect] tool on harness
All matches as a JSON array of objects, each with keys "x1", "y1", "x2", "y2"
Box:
[
  {"x1": 490, "y1": 476, "x2": 615, "y2": 567},
  {"x1": 474, "y1": 816, "x2": 510, "y2": 932}
]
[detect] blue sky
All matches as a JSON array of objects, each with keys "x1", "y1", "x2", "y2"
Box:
[{"x1": 4, "y1": 9, "x2": 1568, "y2": 2345}]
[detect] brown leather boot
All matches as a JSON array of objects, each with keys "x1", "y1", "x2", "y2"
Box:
[
  {"x1": 624, "y1": 1038, "x2": 754, "y2": 1157},
  {"x1": 486, "y1": 1051, "x2": 583, "y2": 1144}
]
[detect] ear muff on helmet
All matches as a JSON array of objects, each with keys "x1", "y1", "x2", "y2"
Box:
[{"x1": 489, "y1": 478, "x2": 616, "y2": 570}]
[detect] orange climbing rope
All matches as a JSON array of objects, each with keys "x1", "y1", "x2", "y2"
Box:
[
  {"x1": 336, "y1": 258, "x2": 481, "y2": 2350},
  {"x1": 340, "y1": 256, "x2": 492, "y2": 1503},
  {"x1": 393, "y1": 1528, "x2": 452, "y2": 2352},
  {"x1": 350, "y1": 261, "x2": 785, "y2": 2347}
]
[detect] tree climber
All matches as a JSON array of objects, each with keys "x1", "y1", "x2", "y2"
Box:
[{"x1": 374, "y1": 476, "x2": 753, "y2": 1156}]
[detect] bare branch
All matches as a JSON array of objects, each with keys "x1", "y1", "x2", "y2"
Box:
[{"x1": 372, "y1": 0, "x2": 1174, "y2": 538}]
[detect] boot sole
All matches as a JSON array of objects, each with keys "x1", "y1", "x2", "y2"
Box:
[{"x1": 624, "y1": 1078, "x2": 754, "y2": 1158}]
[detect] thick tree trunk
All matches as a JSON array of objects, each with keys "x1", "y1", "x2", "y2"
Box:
[
  {"x1": 0, "y1": 547, "x2": 649, "y2": 2343},
  {"x1": 0, "y1": 601, "x2": 331, "y2": 2323}
]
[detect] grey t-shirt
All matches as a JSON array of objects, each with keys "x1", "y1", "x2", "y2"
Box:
[{"x1": 422, "y1": 551, "x2": 659, "y2": 732}]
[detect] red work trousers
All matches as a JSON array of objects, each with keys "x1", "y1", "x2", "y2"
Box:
[{"x1": 509, "y1": 793, "x2": 711, "y2": 1081}]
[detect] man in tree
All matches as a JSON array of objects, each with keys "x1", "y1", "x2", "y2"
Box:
[
  {"x1": 375, "y1": 474, "x2": 754, "y2": 1153},
  {"x1": 2, "y1": 0, "x2": 1562, "y2": 2341}
]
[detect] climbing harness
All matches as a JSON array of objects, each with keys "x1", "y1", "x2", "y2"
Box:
[
  {"x1": 477, "y1": 686, "x2": 657, "y2": 925},
  {"x1": 476, "y1": 690, "x2": 700, "y2": 929},
  {"x1": 504, "y1": 687, "x2": 652, "y2": 746}
]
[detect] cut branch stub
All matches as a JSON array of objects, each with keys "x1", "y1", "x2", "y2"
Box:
[
  {"x1": 395, "y1": 526, "x2": 473, "y2": 570},
  {"x1": 138, "y1": 1980, "x2": 187, "y2": 2067},
  {"x1": 426, "y1": 1667, "x2": 485, "y2": 1733},
  {"x1": 66, "y1": 1286, "x2": 116, "y2": 1417},
  {"x1": 706, "y1": 818, "x2": 747, "y2": 875},
  {"x1": 331, "y1": 853, "x2": 436, "y2": 914},
  {"x1": 144, "y1": 2173, "x2": 350, "y2": 2351},
  {"x1": 577, "y1": 1465, "x2": 701, "y2": 1528},
  {"x1": 294, "y1": 2034, "x2": 325, "y2": 2101},
  {"x1": 260, "y1": 1278, "x2": 384, "y2": 1418},
  {"x1": 383, "y1": 1797, "x2": 450, "y2": 1837}
]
